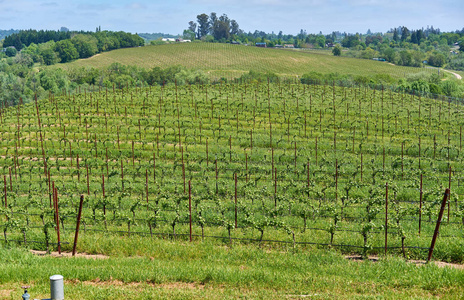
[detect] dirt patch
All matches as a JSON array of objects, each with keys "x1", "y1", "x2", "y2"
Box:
[
  {"x1": 30, "y1": 250, "x2": 109, "y2": 259},
  {"x1": 68, "y1": 278, "x2": 205, "y2": 290},
  {"x1": 0, "y1": 289, "x2": 13, "y2": 298},
  {"x1": 158, "y1": 282, "x2": 205, "y2": 290},
  {"x1": 345, "y1": 255, "x2": 464, "y2": 269},
  {"x1": 442, "y1": 69, "x2": 462, "y2": 80}
]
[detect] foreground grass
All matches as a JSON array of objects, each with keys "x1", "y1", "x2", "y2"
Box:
[
  {"x1": 1, "y1": 235, "x2": 464, "y2": 299},
  {"x1": 54, "y1": 43, "x2": 440, "y2": 80}
]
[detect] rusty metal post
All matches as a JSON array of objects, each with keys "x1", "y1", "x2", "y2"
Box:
[
  {"x1": 54, "y1": 187, "x2": 61, "y2": 254},
  {"x1": 385, "y1": 182, "x2": 388, "y2": 255},
  {"x1": 427, "y1": 189, "x2": 450, "y2": 263},
  {"x1": 8, "y1": 167, "x2": 12, "y2": 191},
  {"x1": 72, "y1": 195, "x2": 84, "y2": 256},
  {"x1": 182, "y1": 162, "x2": 186, "y2": 194},
  {"x1": 52, "y1": 181, "x2": 56, "y2": 223}
]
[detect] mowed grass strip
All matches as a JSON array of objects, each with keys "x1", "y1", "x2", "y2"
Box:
[
  {"x1": 55, "y1": 43, "x2": 438, "y2": 79},
  {"x1": 2, "y1": 238, "x2": 464, "y2": 299}
]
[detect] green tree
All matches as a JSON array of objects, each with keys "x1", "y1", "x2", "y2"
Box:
[
  {"x1": 393, "y1": 28, "x2": 399, "y2": 42},
  {"x1": 211, "y1": 14, "x2": 231, "y2": 41},
  {"x1": 332, "y1": 44, "x2": 342, "y2": 56},
  {"x1": 401, "y1": 26, "x2": 410, "y2": 42},
  {"x1": 315, "y1": 35, "x2": 326, "y2": 48},
  {"x1": 383, "y1": 47, "x2": 397, "y2": 62},
  {"x1": 341, "y1": 34, "x2": 360, "y2": 48},
  {"x1": 14, "y1": 53, "x2": 34, "y2": 67},
  {"x1": 5, "y1": 47, "x2": 17, "y2": 57},
  {"x1": 428, "y1": 52, "x2": 446, "y2": 67},
  {"x1": 54, "y1": 40, "x2": 78, "y2": 63},
  {"x1": 441, "y1": 80, "x2": 461, "y2": 97},
  {"x1": 398, "y1": 50, "x2": 412, "y2": 66},
  {"x1": 71, "y1": 34, "x2": 98, "y2": 58},
  {"x1": 188, "y1": 21, "x2": 197, "y2": 34},
  {"x1": 183, "y1": 30, "x2": 195, "y2": 40},
  {"x1": 230, "y1": 20, "x2": 240, "y2": 36},
  {"x1": 359, "y1": 47, "x2": 378, "y2": 59},
  {"x1": 41, "y1": 48, "x2": 58, "y2": 65},
  {"x1": 196, "y1": 13, "x2": 210, "y2": 39},
  {"x1": 410, "y1": 79, "x2": 430, "y2": 93}
]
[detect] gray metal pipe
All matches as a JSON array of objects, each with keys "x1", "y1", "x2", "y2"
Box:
[{"x1": 50, "y1": 275, "x2": 64, "y2": 300}]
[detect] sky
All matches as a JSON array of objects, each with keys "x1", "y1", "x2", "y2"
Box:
[{"x1": 0, "y1": 0, "x2": 463, "y2": 35}]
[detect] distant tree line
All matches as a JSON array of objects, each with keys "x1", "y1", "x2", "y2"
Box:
[
  {"x1": 184, "y1": 16, "x2": 464, "y2": 71},
  {"x1": 3, "y1": 29, "x2": 72, "y2": 50},
  {"x1": 336, "y1": 26, "x2": 464, "y2": 70},
  {"x1": 3, "y1": 29, "x2": 144, "y2": 64},
  {"x1": 0, "y1": 29, "x2": 19, "y2": 42}
]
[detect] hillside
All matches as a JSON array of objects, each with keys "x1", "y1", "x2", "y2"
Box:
[
  {"x1": 55, "y1": 43, "x2": 441, "y2": 80},
  {"x1": 2, "y1": 81, "x2": 464, "y2": 298}
]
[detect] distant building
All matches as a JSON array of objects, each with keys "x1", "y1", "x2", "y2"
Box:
[
  {"x1": 284, "y1": 44, "x2": 294, "y2": 48},
  {"x1": 275, "y1": 44, "x2": 283, "y2": 48},
  {"x1": 162, "y1": 38, "x2": 176, "y2": 42},
  {"x1": 256, "y1": 42, "x2": 267, "y2": 48}
]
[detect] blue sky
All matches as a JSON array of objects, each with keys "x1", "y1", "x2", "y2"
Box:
[{"x1": 0, "y1": 0, "x2": 462, "y2": 35}]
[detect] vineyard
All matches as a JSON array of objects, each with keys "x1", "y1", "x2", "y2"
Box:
[
  {"x1": 2, "y1": 80, "x2": 464, "y2": 262},
  {"x1": 56, "y1": 42, "x2": 443, "y2": 80}
]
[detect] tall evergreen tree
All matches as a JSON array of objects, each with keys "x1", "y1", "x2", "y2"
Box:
[{"x1": 196, "y1": 13, "x2": 209, "y2": 38}]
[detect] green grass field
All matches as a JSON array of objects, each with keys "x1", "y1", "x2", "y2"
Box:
[
  {"x1": 55, "y1": 43, "x2": 441, "y2": 80},
  {"x1": 2, "y1": 240, "x2": 464, "y2": 299}
]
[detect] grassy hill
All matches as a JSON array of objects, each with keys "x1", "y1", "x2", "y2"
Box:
[{"x1": 55, "y1": 42, "x2": 440, "y2": 80}]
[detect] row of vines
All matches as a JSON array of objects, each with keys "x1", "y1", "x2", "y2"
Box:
[{"x1": 1, "y1": 80, "x2": 464, "y2": 260}]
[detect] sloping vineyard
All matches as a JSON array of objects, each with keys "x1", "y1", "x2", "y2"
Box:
[{"x1": 1, "y1": 80, "x2": 464, "y2": 261}]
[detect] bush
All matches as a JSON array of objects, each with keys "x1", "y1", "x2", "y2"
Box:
[
  {"x1": 238, "y1": 70, "x2": 279, "y2": 83},
  {"x1": 5, "y1": 47, "x2": 17, "y2": 57},
  {"x1": 175, "y1": 69, "x2": 209, "y2": 85},
  {"x1": 428, "y1": 52, "x2": 447, "y2": 67}
]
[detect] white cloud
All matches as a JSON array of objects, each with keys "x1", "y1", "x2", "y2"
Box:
[{"x1": 125, "y1": 2, "x2": 147, "y2": 10}]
